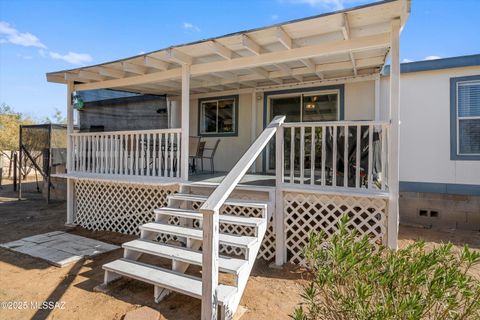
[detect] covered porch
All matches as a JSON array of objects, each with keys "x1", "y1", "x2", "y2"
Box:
[{"x1": 46, "y1": 1, "x2": 409, "y2": 318}]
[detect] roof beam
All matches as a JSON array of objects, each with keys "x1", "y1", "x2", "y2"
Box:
[
  {"x1": 123, "y1": 62, "x2": 147, "y2": 75},
  {"x1": 188, "y1": 56, "x2": 383, "y2": 90},
  {"x1": 349, "y1": 52, "x2": 358, "y2": 76},
  {"x1": 165, "y1": 48, "x2": 193, "y2": 65},
  {"x1": 211, "y1": 72, "x2": 238, "y2": 81},
  {"x1": 250, "y1": 67, "x2": 282, "y2": 84},
  {"x1": 191, "y1": 33, "x2": 389, "y2": 76},
  {"x1": 341, "y1": 13, "x2": 351, "y2": 40},
  {"x1": 64, "y1": 73, "x2": 92, "y2": 83},
  {"x1": 300, "y1": 58, "x2": 324, "y2": 79},
  {"x1": 98, "y1": 66, "x2": 125, "y2": 78},
  {"x1": 74, "y1": 33, "x2": 389, "y2": 91},
  {"x1": 275, "y1": 64, "x2": 302, "y2": 82},
  {"x1": 241, "y1": 35, "x2": 261, "y2": 55},
  {"x1": 144, "y1": 56, "x2": 169, "y2": 71},
  {"x1": 341, "y1": 13, "x2": 357, "y2": 76},
  {"x1": 207, "y1": 40, "x2": 233, "y2": 60},
  {"x1": 275, "y1": 27, "x2": 292, "y2": 50},
  {"x1": 78, "y1": 70, "x2": 105, "y2": 81}
]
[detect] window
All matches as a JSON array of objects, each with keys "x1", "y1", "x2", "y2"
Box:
[
  {"x1": 451, "y1": 76, "x2": 480, "y2": 160},
  {"x1": 199, "y1": 95, "x2": 238, "y2": 136},
  {"x1": 269, "y1": 90, "x2": 340, "y2": 123}
]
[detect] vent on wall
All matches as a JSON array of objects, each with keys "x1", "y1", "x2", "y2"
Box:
[{"x1": 418, "y1": 208, "x2": 440, "y2": 218}]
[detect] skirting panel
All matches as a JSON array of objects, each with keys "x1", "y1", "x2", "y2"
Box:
[
  {"x1": 190, "y1": 188, "x2": 276, "y2": 261},
  {"x1": 74, "y1": 180, "x2": 179, "y2": 235},
  {"x1": 284, "y1": 192, "x2": 387, "y2": 265}
]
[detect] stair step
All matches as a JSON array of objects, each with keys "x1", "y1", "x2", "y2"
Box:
[
  {"x1": 140, "y1": 222, "x2": 257, "y2": 249},
  {"x1": 169, "y1": 193, "x2": 268, "y2": 210},
  {"x1": 123, "y1": 239, "x2": 248, "y2": 275},
  {"x1": 155, "y1": 207, "x2": 265, "y2": 227},
  {"x1": 103, "y1": 258, "x2": 237, "y2": 304}
]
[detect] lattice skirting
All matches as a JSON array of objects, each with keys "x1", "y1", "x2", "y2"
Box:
[
  {"x1": 284, "y1": 192, "x2": 388, "y2": 265},
  {"x1": 190, "y1": 187, "x2": 276, "y2": 261},
  {"x1": 74, "y1": 180, "x2": 179, "y2": 235},
  {"x1": 74, "y1": 181, "x2": 276, "y2": 261}
]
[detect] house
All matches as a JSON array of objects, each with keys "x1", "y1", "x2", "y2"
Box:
[
  {"x1": 382, "y1": 55, "x2": 480, "y2": 230},
  {"x1": 46, "y1": 0, "x2": 410, "y2": 318}
]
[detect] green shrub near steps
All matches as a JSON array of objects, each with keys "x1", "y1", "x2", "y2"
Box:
[{"x1": 292, "y1": 215, "x2": 480, "y2": 320}]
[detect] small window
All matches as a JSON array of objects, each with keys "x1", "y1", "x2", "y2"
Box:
[
  {"x1": 451, "y1": 76, "x2": 480, "y2": 160},
  {"x1": 199, "y1": 95, "x2": 238, "y2": 136}
]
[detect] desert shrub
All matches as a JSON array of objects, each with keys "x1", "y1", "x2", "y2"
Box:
[{"x1": 292, "y1": 215, "x2": 480, "y2": 320}]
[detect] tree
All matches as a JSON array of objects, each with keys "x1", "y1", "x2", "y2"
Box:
[
  {"x1": 43, "y1": 108, "x2": 67, "y2": 124},
  {"x1": 0, "y1": 103, "x2": 33, "y2": 151}
]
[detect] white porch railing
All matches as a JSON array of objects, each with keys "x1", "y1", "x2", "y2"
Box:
[
  {"x1": 69, "y1": 128, "x2": 182, "y2": 178},
  {"x1": 277, "y1": 121, "x2": 389, "y2": 192}
]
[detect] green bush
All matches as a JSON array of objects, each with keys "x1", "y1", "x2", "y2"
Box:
[{"x1": 292, "y1": 215, "x2": 480, "y2": 320}]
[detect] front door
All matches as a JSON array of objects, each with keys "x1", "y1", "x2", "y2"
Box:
[{"x1": 267, "y1": 90, "x2": 340, "y2": 171}]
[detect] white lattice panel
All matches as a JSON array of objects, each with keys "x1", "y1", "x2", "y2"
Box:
[
  {"x1": 284, "y1": 192, "x2": 387, "y2": 265},
  {"x1": 74, "y1": 180, "x2": 179, "y2": 235},
  {"x1": 190, "y1": 187, "x2": 276, "y2": 261}
]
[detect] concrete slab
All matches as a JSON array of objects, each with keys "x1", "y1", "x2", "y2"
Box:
[{"x1": 0, "y1": 232, "x2": 120, "y2": 267}]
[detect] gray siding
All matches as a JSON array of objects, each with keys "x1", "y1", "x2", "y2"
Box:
[{"x1": 79, "y1": 95, "x2": 168, "y2": 132}]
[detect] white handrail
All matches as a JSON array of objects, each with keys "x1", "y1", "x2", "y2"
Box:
[
  {"x1": 199, "y1": 115, "x2": 285, "y2": 319},
  {"x1": 70, "y1": 127, "x2": 181, "y2": 137},
  {"x1": 282, "y1": 120, "x2": 389, "y2": 127}
]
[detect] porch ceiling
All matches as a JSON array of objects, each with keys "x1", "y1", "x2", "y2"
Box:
[{"x1": 46, "y1": 0, "x2": 410, "y2": 96}]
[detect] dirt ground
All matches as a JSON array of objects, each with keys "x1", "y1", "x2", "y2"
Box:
[{"x1": 1, "y1": 180, "x2": 480, "y2": 320}]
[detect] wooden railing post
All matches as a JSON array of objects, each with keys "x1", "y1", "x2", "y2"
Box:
[
  {"x1": 387, "y1": 18, "x2": 401, "y2": 250},
  {"x1": 66, "y1": 81, "x2": 75, "y2": 225},
  {"x1": 275, "y1": 124, "x2": 286, "y2": 266},
  {"x1": 200, "y1": 208, "x2": 220, "y2": 320}
]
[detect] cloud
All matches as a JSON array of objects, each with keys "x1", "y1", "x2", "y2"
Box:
[
  {"x1": 271, "y1": 14, "x2": 279, "y2": 21},
  {"x1": 49, "y1": 51, "x2": 93, "y2": 65},
  {"x1": 402, "y1": 58, "x2": 413, "y2": 63},
  {"x1": 424, "y1": 55, "x2": 441, "y2": 61},
  {"x1": 285, "y1": 0, "x2": 376, "y2": 10},
  {"x1": 1, "y1": 20, "x2": 94, "y2": 65},
  {"x1": 17, "y1": 53, "x2": 33, "y2": 60},
  {"x1": 183, "y1": 22, "x2": 200, "y2": 32},
  {"x1": 0, "y1": 21, "x2": 47, "y2": 49}
]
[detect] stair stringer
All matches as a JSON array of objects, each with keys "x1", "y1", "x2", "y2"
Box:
[{"x1": 221, "y1": 220, "x2": 267, "y2": 319}]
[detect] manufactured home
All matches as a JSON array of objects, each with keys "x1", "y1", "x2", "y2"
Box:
[
  {"x1": 47, "y1": 0, "x2": 410, "y2": 318},
  {"x1": 384, "y1": 55, "x2": 480, "y2": 230}
]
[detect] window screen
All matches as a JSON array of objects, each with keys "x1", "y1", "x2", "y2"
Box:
[{"x1": 457, "y1": 81, "x2": 480, "y2": 155}]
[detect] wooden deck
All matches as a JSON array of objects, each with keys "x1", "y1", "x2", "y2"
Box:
[{"x1": 189, "y1": 172, "x2": 276, "y2": 187}]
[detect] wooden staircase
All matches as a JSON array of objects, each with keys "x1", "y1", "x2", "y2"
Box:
[
  {"x1": 102, "y1": 191, "x2": 268, "y2": 319},
  {"x1": 102, "y1": 116, "x2": 285, "y2": 319}
]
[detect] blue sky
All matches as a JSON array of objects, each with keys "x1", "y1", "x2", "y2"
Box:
[{"x1": 1, "y1": 0, "x2": 479, "y2": 120}]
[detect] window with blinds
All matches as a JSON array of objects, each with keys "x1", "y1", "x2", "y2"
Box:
[{"x1": 457, "y1": 81, "x2": 480, "y2": 155}]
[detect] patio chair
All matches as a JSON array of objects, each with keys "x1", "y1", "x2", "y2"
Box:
[
  {"x1": 199, "y1": 139, "x2": 220, "y2": 173},
  {"x1": 188, "y1": 136, "x2": 201, "y2": 173}
]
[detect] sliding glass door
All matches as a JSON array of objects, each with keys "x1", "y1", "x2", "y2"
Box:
[{"x1": 267, "y1": 90, "x2": 340, "y2": 171}]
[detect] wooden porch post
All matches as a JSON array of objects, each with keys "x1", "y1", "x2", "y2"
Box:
[
  {"x1": 387, "y1": 19, "x2": 401, "y2": 249},
  {"x1": 66, "y1": 81, "x2": 75, "y2": 225},
  {"x1": 181, "y1": 64, "x2": 190, "y2": 181}
]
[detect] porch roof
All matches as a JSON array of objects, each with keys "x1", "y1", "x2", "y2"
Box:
[{"x1": 46, "y1": 0, "x2": 410, "y2": 95}]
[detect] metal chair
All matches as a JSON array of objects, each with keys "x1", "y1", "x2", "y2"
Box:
[
  {"x1": 188, "y1": 136, "x2": 201, "y2": 173},
  {"x1": 199, "y1": 139, "x2": 220, "y2": 173}
]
